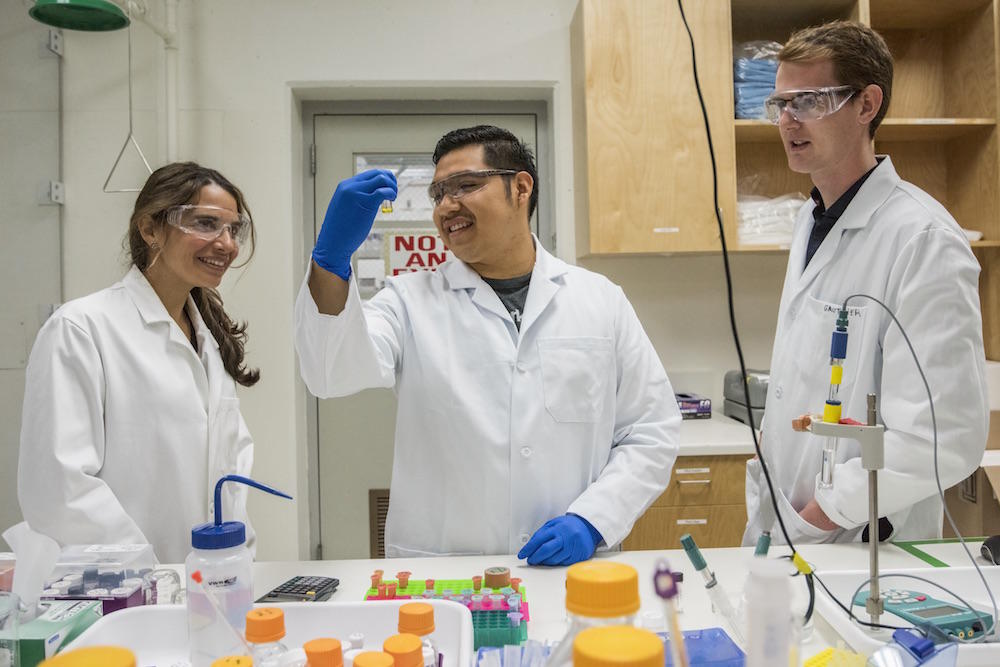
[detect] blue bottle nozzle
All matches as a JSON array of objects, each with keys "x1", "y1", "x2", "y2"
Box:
[
  {"x1": 192, "y1": 475, "x2": 292, "y2": 550},
  {"x1": 212, "y1": 474, "x2": 291, "y2": 527}
]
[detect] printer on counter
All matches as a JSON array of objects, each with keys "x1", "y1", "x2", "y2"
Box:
[{"x1": 723, "y1": 369, "x2": 768, "y2": 427}]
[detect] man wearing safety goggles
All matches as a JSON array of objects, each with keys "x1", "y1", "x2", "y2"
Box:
[
  {"x1": 295, "y1": 125, "x2": 680, "y2": 564},
  {"x1": 744, "y1": 21, "x2": 987, "y2": 546}
]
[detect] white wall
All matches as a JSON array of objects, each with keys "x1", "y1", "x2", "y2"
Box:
[{"x1": 40, "y1": 0, "x2": 788, "y2": 560}]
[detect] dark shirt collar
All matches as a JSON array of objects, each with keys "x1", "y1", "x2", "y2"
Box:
[{"x1": 810, "y1": 159, "x2": 881, "y2": 223}]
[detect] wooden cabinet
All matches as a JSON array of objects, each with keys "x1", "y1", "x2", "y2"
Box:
[
  {"x1": 572, "y1": 0, "x2": 1000, "y2": 358},
  {"x1": 623, "y1": 454, "x2": 752, "y2": 550}
]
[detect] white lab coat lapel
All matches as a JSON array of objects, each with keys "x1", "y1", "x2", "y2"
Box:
[
  {"x1": 785, "y1": 158, "x2": 900, "y2": 302},
  {"x1": 439, "y1": 252, "x2": 518, "y2": 342},
  {"x1": 519, "y1": 243, "x2": 567, "y2": 337},
  {"x1": 188, "y1": 297, "x2": 231, "y2": 505}
]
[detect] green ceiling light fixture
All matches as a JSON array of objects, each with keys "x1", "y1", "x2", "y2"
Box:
[{"x1": 29, "y1": 0, "x2": 130, "y2": 32}]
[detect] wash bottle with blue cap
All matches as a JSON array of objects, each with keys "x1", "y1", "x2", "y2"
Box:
[{"x1": 186, "y1": 475, "x2": 291, "y2": 667}]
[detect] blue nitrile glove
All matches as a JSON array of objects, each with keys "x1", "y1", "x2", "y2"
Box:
[
  {"x1": 312, "y1": 169, "x2": 397, "y2": 280},
  {"x1": 517, "y1": 514, "x2": 603, "y2": 566}
]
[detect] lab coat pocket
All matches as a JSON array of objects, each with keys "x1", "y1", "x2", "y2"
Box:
[
  {"x1": 774, "y1": 484, "x2": 842, "y2": 544},
  {"x1": 209, "y1": 397, "x2": 243, "y2": 478},
  {"x1": 537, "y1": 337, "x2": 613, "y2": 423}
]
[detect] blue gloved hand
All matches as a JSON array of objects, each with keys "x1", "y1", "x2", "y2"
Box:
[
  {"x1": 517, "y1": 514, "x2": 603, "y2": 566},
  {"x1": 312, "y1": 169, "x2": 397, "y2": 280}
]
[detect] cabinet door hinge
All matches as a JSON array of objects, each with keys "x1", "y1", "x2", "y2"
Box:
[{"x1": 310, "y1": 143, "x2": 317, "y2": 176}]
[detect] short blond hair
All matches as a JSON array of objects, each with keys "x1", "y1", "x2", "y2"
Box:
[{"x1": 780, "y1": 20, "x2": 893, "y2": 138}]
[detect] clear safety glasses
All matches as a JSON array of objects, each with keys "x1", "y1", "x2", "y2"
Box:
[
  {"x1": 764, "y1": 85, "x2": 858, "y2": 125},
  {"x1": 166, "y1": 205, "x2": 251, "y2": 245},
  {"x1": 427, "y1": 169, "x2": 518, "y2": 206}
]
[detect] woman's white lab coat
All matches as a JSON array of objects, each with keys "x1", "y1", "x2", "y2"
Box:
[
  {"x1": 18, "y1": 267, "x2": 254, "y2": 563},
  {"x1": 295, "y1": 243, "x2": 680, "y2": 557},
  {"x1": 743, "y1": 157, "x2": 988, "y2": 545}
]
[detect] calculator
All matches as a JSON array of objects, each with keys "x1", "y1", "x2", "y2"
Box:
[{"x1": 256, "y1": 575, "x2": 339, "y2": 603}]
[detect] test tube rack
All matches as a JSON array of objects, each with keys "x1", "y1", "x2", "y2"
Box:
[{"x1": 363, "y1": 577, "x2": 530, "y2": 648}]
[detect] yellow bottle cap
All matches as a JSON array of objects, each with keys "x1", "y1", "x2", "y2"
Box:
[
  {"x1": 40, "y1": 647, "x2": 136, "y2": 667},
  {"x1": 245, "y1": 606, "x2": 286, "y2": 643},
  {"x1": 565, "y1": 561, "x2": 640, "y2": 618},
  {"x1": 353, "y1": 651, "x2": 395, "y2": 667},
  {"x1": 398, "y1": 601, "x2": 435, "y2": 635},
  {"x1": 304, "y1": 637, "x2": 344, "y2": 667},
  {"x1": 572, "y1": 626, "x2": 663, "y2": 667},
  {"x1": 383, "y1": 633, "x2": 423, "y2": 667},
  {"x1": 210, "y1": 658, "x2": 253, "y2": 667}
]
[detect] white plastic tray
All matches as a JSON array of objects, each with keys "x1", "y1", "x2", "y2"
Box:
[
  {"x1": 65, "y1": 599, "x2": 473, "y2": 667},
  {"x1": 814, "y1": 566, "x2": 1000, "y2": 666}
]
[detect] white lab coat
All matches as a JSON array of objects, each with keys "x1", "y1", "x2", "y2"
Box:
[
  {"x1": 743, "y1": 157, "x2": 988, "y2": 545},
  {"x1": 18, "y1": 266, "x2": 254, "y2": 563},
  {"x1": 295, "y1": 242, "x2": 680, "y2": 557}
]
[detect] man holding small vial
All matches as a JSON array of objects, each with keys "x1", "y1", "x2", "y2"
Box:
[
  {"x1": 296, "y1": 125, "x2": 680, "y2": 563},
  {"x1": 743, "y1": 21, "x2": 988, "y2": 545}
]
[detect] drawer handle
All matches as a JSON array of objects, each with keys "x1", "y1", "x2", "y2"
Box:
[
  {"x1": 678, "y1": 479, "x2": 711, "y2": 485},
  {"x1": 676, "y1": 467, "x2": 710, "y2": 475},
  {"x1": 676, "y1": 519, "x2": 708, "y2": 525}
]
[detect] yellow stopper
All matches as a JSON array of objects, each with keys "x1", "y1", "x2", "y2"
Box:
[
  {"x1": 565, "y1": 561, "x2": 640, "y2": 618},
  {"x1": 829, "y1": 365, "x2": 843, "y2": 385},
  {"x1": 572, "y1": 626, "x2": 663, "y2": 667},
  {"x1": 822, "y1": 401, "x2": 842, "y2": 424},
  {"x1": 40, "y1": 648, "x2": 136, "y2": 667},
  {"x1": 792, "y1": 552, "x2": 813, "y2": 575}
]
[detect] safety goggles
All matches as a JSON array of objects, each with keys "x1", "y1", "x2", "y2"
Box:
[
  {"x1": 166, "y1": 205, "x2": 251, "y2": 245},
  {"x1": 427, "y1": 169, "x2": 518, "y2": 206},
  {"x1": 764, "y1": 85, "x2": 858, "y2": 124}
]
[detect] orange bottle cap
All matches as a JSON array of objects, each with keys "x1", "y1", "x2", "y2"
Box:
[
  {"x1": 245, "y1": 607, "x2": 286, "y2": 643},
  {"x1": 565, "y1": 561, "x2": 640, "y2": 617},
  {"x1": 483, "y1": 566, "x2": 510, "y2": 589},
  {"x1": 304, "y1": 638, "x2": 343, "y2": 667},
  {"x1": 383, "y1": 633, "x2": 423, "y2": 667},
  {"x1": 573, "y1": 626, "x2": 663, "y2": 667},
  {"x1": 398, "y1": 601, "x2": 435, "y2": 635},
  {"x1": 353, "y1": 651, "x2": 395, "y2": 667},
  {"x1": 40, "y1": 647, "x2": 136, "y2": 667}
]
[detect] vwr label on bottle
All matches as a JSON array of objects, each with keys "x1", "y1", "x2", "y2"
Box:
[{"x1": 206, "y1": 575, "x2": 238, "y2": 588}]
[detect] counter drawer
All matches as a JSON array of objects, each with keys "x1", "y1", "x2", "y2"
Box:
[
  {"x1": 622, "y1": 504, "x2": 747, "y2": 550},
  {"x1": 652, "y1": 455, "x2": 751, "y2": 507}
]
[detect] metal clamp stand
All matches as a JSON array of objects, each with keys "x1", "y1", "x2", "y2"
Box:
[{"x1": 809, "y1": 394, "x2": 886, "y2": 625}]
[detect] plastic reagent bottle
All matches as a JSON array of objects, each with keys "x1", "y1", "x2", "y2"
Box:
[
  {"x1": 353, "y1": 652, "x2": 395, "y2": 667},
  {"x1": 383, "y1": 634, "x2": 423, "y2": 667},
  {"x1": 398, "y1": 602, "x2": 441, "y2": 667},
  {"x1": 744, "y1": 558, "x2": 792, "y2": 667},
  {"x1": 246, "y1": 607, "x2": 290, "y2": 665},
  {"x1": 545, "y1": 561, "x2": 642, "y2": 667},
  {"x1": 186, "y1": 475, "x2": 292, "y2": 667},
  {"x1": 304, "y1": 638, "x2": 344, "y2": 667},
  {"x1": 571, "y1": 626, "x2": 663, "y2": 667}
]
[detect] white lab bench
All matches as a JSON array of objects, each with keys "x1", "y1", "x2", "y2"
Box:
[
  {"x1": 677, "y1": 415, "x2": 756, "y2": 457},
  {"x1": 248, "y1": 540, "x2": 994, "y2": 660}
]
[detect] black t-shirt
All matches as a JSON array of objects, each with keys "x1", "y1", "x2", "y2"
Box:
[
  {"x1": 482, "y1": 272, "x2": 532, "y2": 330},
  {"x1": 805, "y1": 160, "x2": 881, "y2": 268}
]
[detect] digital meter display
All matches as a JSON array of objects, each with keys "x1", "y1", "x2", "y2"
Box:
[{"x1": 910, "y1": 605, "x2": 959, "y2": 619}]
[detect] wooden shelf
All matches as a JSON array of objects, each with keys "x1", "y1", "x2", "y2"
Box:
[
  {"x1": 736, "y1": 118, "x2": 996, "y2": 143},
  {"x1": 871, "y1": 0, "x2": 993, "y2": 30}
]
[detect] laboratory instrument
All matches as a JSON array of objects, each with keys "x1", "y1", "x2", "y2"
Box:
[
  {"x1": 679, "y1": 534, "x2": 744, "y2": 644},
  {"x1": 819, "y1": 308, "x2": 849, "y2": 489},
  {"x1": 867, "y1": 629, "x2": 959, "y2": 667},
  {"x1": 256, "y1": 575, "x2": 339, "y2": 603},
  {"x1": 853, "y1": 589, "x2": 993, "y2": 640}
]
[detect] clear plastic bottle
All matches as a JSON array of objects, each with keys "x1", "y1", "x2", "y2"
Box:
[
  {"x1": 571, "y1": 626, "x2": 662, "y2": 667},
  {"x1": 397, "y1": 602, "x2": 440, "y2": 667},
  {"x1": 304, "y1": 638, "x2": 343, "y2": 667},
  {"x1": 744, "y1": 558, "x2": 793, "y2": 667},
  {"x1": 546, "y1": 561, "x2": 641, "y2": 667},
  {"x1": 246, "y1": 607, "x2": 289, "y2": 666},
  {"x1": 186, "y1": 475, "x2": 291, "y2": 667}
]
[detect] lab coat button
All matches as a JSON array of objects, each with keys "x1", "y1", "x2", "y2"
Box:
[
  {"x1": 516, "y1": 363, "x2": 527, "y2": 373},
  {"x1": 775, "y1": 386, "x2": 783, "y2": 399},
  {"x1": 520, "y1": 447, "x2": 533, "y2": 458}
]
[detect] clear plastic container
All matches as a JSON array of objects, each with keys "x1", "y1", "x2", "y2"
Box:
[
  {"x1": 186, "y1": 542, "x2": 253, "y2": 666},
  {"x1": 397, "y1": 602, "x2": 440, "y2": 667},
  {"x1": 571, "y1": 626, "x2": 663, "y2": 667},
  {"x1": 744, "y1": 558, "x2": 793, "y2": 667},
  {"x1": 546, "y1": 561, "x2": 642, "y2": 667}
]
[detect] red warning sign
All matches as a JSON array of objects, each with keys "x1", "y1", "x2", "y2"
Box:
[{"x1": 387, "y1": 232, "x2": 452, "y2": 276}]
